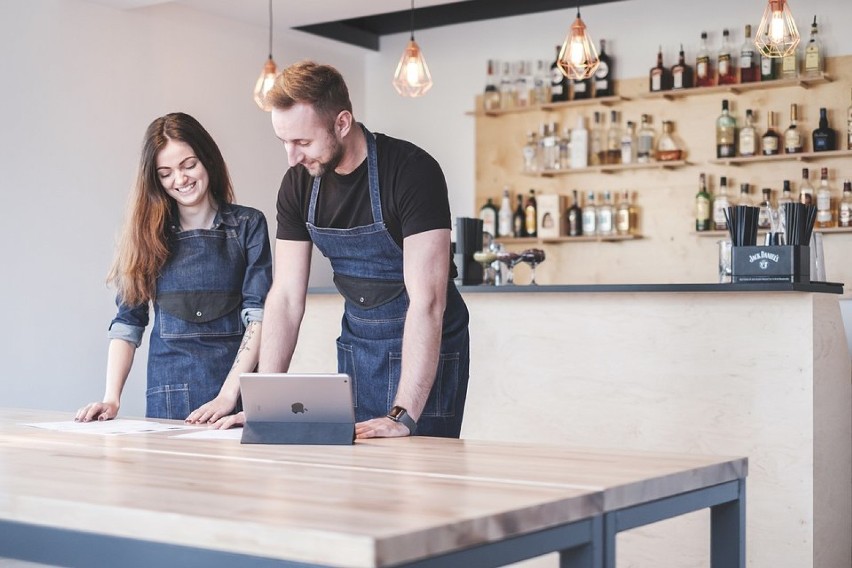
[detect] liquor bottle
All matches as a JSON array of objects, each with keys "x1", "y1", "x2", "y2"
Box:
[
  {"x1": 760, "y1": 50, "x2": 777, "y2": 81},
  {"x1": 616, "y1": 190, "x2": 634, "y2": 235},
  {"x1": 523, "y1": 131, "x2": 539, "y2": 173},
  {"x1": 512, "y1": 194, "x2": 526, "y2": 237},
  {"x1": 479, "y1": 197, "x2": 499, "y2": 238},
  {"x1": 499, "y1": 61, "x2": 514, "y2": 110},
  {"x1": 761, "y1": 111, "x2": 781, "y2": 155},
  {"x1": 589, "y1": 111, "x2": 604, "y2": 166},
  {"x1": 848, "y1": 88, "x2": 852, "y2": 150},
  {"x1": 784, "y1": 103, "x2": 803, "y2": 154},
  {"x1": 738, "y1": 183, "x2": 753, "y2": 207},
  {"x1": 712, "y1": 176, "x2": 731, "y2": 231},
  {"x1": 524, "y1": 189, "x2": 538, "y2": 237},
  {"x1": 636, "y1": 114, "x2": 655, "y2": 163},
  {"x1": 558, "y1": 126, "x2": 571, "y2": 170},
  {"x1": 716, "y1": 99, "x2": 737, "y2": 158},
  {"x1": 777, "y1": 180, "x2": 794, "y2": 234},
  {"x1": 570, "y1": 115, "x2": 589, "y2": 169},
  {"x1": 757, "y1": 188, "x2": 773, "y2": 230},
  {"x1": 739, "y1": 109, "x2": 758, "y2": 157},
  {"x1": 816, "y1": 167, "x2": 833, "y2": 228},
  {"x1": 514, "y1": 60, "x2": 532, "y2": 108},
  {"x1": 582, "y1": 191, "x2": 598, "y2": 235},
  {"x1": 812, "y1": 107, "x2": 837, "y2": 152},
  {"x1": 541, "y1": 121, "x2": 559, "y2": 170},
  {"x1": 717, "y1": 28, "x2": 737, "y2": 85},
  {"x1": 695, "y1": 173, "x2": 712, "y2": 232},
  {"x1": 696, "y1": 31, "x2": 715, "y2": 87},
  {"x1": 739, "y1": 24, "x2": 759, "y2": 83},
  {"x1": 597, "y1": 191, "x2": 615, "y2": 235},
  {"x1": 655, "y1": 120, "x2": 682, "y2": 161},
  {"x1": 567, "y1": 190, "x2": 583, "y2": 236},
  {"x1": 804, "y1": 16, "x2": 824, "y2": 77},
  {"x1": 799, "y1": 168, "x2": 814, "y2": 205},
  {"x1": 572, "y1": 70, "x2": 592, "y2": 101},
  {"x1": 671, "y1": 44, "x2": 695, "y2": 90},
  {"x1": 649, "y1": 45, "x2": 672, "y2": 92},
  {"x1": 780, "y1": 40, "x2": 798, "y2": 79},
  {"x1": 482, "y1": 59, "x2": 501, "y2": 112},
  {"x1": 838, "y1": 180, "x2": 852, "y2": 228},
  {"x1": 532, "y1": 60, "x2": 550, "y2": 105},
  {"x1": 594, "y1": 39, "x2": 613, "y2": 97},
  {"x1": 550, "y1": 45, "x2": 570, "y2": 102},
  {"x1": 498, "y1": 187, "x2": 513, "y2": 238},
  {"x1": 606, "y1": 110, "x2": 622, "y2": 165},
  {"x1": 620, "y1": 120, "x2": 636, "y2": 164}
]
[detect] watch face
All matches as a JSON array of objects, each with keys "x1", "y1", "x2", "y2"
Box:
[{"x1": 388, "y1": 406, "x2": 405, "y2": 420}]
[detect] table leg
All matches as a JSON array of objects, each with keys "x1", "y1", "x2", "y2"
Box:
[{"x1": 710, "y1": 477, "x2": 746, "y2": 568}]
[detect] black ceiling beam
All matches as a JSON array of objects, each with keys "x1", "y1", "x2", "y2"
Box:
[{"x1": 294, "y1": 0, "x2": 627, "y2": 51}]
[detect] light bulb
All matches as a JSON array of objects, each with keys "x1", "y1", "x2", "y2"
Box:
[
  {"x1": 755, "y1": 0, "x2": 800, "y2": 58},
  {"x1": 253, "y1": 57, "x2": 277, "y2": 111},
  {"x1": 392, "y1": 39, "x2": 433, "y2": 98}
]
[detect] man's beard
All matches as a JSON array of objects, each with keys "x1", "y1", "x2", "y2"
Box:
[{"x1": 311, "y1": 132, "x2": 345, "y2": 177}]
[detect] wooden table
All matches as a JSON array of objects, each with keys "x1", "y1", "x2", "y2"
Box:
[{"x1": 0, "y1": 409, "x2": 747, "y2": 568}]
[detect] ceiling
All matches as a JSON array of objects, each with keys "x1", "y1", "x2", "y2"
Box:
[{"x1": 85, "y1": 0, "x2": 626, "y2": 50}]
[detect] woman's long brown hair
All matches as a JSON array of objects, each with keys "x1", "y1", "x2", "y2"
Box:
[{"x1": 108, "y1": 113, "x2": 234, "y2": 306}]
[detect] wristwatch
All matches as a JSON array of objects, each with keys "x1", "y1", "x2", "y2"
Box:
[{"x1": 387, "y1": 405, "x2": 417, "y2": 434}]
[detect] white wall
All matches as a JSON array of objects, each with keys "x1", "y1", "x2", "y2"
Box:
[{"x1": 1, "y1": 0, "x2": 850, "y2": 416}]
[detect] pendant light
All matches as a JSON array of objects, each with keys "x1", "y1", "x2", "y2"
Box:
[
  {"x1": 556, "y1": 4, "x2": 600, "y2": 81},
  {"x1": 392, "y1": 0, "x2": 433, "y2": 97},
  {"x1": 253, "y1": 0, "x2": 278, "y2": 111},
  {"x1": 755, "y1": 0, "x2": 800, "y2": 58}
]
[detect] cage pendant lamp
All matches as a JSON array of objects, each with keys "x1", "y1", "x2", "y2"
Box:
[
  {"x1": 253, "y1": 0, "x2": 278, "y2": 111},
  {"x1": 754, "y1": 0, "x2": 800, "y2": 58},
  {"x1": 556, "y1": 5, "x2": 600, "y2": 81},
  {"x1": 392, "y1": 0, "x2": 433, "y2": 97}
]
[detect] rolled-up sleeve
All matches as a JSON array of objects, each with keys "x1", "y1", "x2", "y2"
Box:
[
  {"x1": 241, "y1": 210, "x2": 273, "y2": 322},
  {"x1": 108, "y1": 297, "x2": 149, "y2": 348}
]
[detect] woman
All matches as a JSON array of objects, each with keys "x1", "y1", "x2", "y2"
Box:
[{"x1": 75, "y1": 113, "x2": 272, "y2": 423}]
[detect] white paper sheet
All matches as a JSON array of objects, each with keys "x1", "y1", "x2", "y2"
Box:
[
  {"x1": 24, "y1": 419, "x2": 199, "y2": 436},
  {"x1": 172, "y1": 428, "x2": 244, "y2": 440}
]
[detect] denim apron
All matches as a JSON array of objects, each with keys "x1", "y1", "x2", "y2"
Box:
[{"x1": 306, "y1": 125, "x2": 469, "y2": 437}]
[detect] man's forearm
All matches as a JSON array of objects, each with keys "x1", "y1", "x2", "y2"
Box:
[
  {"x1": 392, "y1": 299, "x2": 444, "y2": 420},
  {"x1": 258, "y1": 293, "x2": 304, "y2": 373}
]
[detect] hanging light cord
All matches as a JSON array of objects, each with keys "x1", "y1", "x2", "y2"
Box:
[
  {"x1": 267, "y1": 0, "x2": 273, "y2": 59},
  {"x1": 409, "y1": 0, "x2": 415, "y2": 41}
]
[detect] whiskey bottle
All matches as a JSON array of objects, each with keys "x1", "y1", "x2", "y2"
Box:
[
  {"x1": 738, "y1": 183, "x2": 754, "y2": 207},
  {"x1": 616, "y1": 190, "x2": 634, "y2": 235},
  {"x1": 671, "y1": 44, "x2": 694, "y2": 89},
  {"x1": 499, "y1": 61, "x2": 515, "y2": 110},
  {"x1": 590, "y1": 111, "x2": 605, "y2": 166},
  {"x1": 695, "y1": 173, "x2": 712, "y2": 232},
  {"x1": 816, "y1": 168, "x2": 833, "y2": 228},
  {"x1": 838, "y1": 180, "x2": 852, "y2": 228},
  {"x1": 655, "y1": 120, "x2": 682, "y2": 161},
  {"x1": 696, "y1": 31, "x2": 715, "y2": 87},
  {"x1": 716, "y1": 99, "x2": 737, "y2": 158},
  {"x1": 717, "y1": 28, "x2": 737, "y2": 85},
  {"x1": 761, "y1": 111, "x2": 780, "y2": 155},
  {"x1": 777, "y1": 180, "x2": 794, "y2": 234},
  {"x1": 593, "y1": 39, "x2": 613, "y2": 97},
  {"x1": 549, "y1": 45, "x2": 570, "y2": 102},
  {"x1": 784, "y1": 103, "x2": 803, "y2": 154},
  {"x1": 541, "y1": 122, "x2": 559, "y2": 170},
  {"x1": 479, "y1": 197, "x2": 499, "y2": 238},
  {"x1": 758, "y1": 188, "x2": 774, "y2": 230},
  {"x1": 739, "y1": 24, "x2": 759, "y2": 83},
  {"x1": 712, "y1": 176, "x2": 731, "y2": 231},
  {"x1": 524, "y1": 189, "x2": 538, "y2": 237},
  {"x1": 498, "y1": 187, "x2": 513, "y2": 238},
  {"x1": 760, "y1": 50, "x2": 777, "y2": 81},
  {"x1": 522, "y1": 131, "x2": 539, "y2": 173},
  {"x1": 482, "y1": 59, "x2": 501, "y2": 112},
  {"x1": 532, "y1": 60, "x2": 550, "y2": 105},
  {"x1": 799, "y1": 168, "x2": 814, "y2": 205},
  {"x1": 804, "y1": 16, "x2": 824, "y2": 77},
  {"x1": 650, "y1": 45, "x2": 672, "y2": 92},
  {"x1": 572, "y1": 70, "x2": 592, "y2": 101},
  {"x1": 812, "y1": 107, "x2": 837, "y2": 152},
  {"x1": 512, "y1": 194, "x2": 526, "y2": 237},
  {"x1": 570, "y1": 115, "x2": 589, "y2": 169},
  {"x1": 636, "y1": 114, "x2": 655, "y2": 163},
  {"x1": 848, "y1": 88, "x2": 852, "y2": 150},
  {"x1": 596, "y1": 191, "x2": 615, "y2": 236},
  {"x1": 780, "y1": 41, "x2": 798, "y2": 79},
  {"x1": 514, "y1": 60, "x2": 532, "y2": 108},
  {"x1": 606, "y1": 110, "x2": 622, "y2": 165},
  {"x1": 567, "y1": 190, "x2": 583, "y2": 236},
  {"x1": 620, "y1": 120, "x2": 636, "y2": 164},
  {"x1": 582, "y1": 191, "x2": 598, "y2": 235},
  {"x1": 739, "y1": 109, "x2": 758, "y2": 157}
]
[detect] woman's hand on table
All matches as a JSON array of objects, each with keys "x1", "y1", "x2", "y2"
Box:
[
  {"x1": 185, "y1": 395, "x2": 237, "y2": 425},
  {"x1": 209, "y1": 410, "x2": 246, "y2": 430},
  {"x1": 75, "y1": 401, "x2": 119, "y2": 422}
]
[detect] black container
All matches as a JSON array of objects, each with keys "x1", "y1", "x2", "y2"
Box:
[
  {"x1": 731, "y1": 245, "x2": 810, "y2": 283},
  {"x1": 454, "y1": 217, "x2": 484, "y2": 286}
]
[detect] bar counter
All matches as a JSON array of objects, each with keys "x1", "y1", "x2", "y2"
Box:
[{"x1": 296, "y1": 282, "x2": 850, "y2": 568}]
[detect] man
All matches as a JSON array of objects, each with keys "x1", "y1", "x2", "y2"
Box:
[{"x1": 237, "y1": 61, "x2": 469, "y2": 439}]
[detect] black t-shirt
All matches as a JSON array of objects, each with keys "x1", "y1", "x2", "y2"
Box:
[{"x1": 276, "y1": 131, "x2": 451, "y2": 248}]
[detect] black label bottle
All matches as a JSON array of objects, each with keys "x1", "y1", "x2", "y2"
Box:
[
  {"x1": 512, "y1": 194, "x2": 526, "y2": 237},
  {"x1": 812, "y1": 107, "x2": 837, "y2": 152},
  {"x1": 762, "y1": 111, "x2": 780, "y2": 155},
  {"x1": 550, "y1": 45, "x2": 570, "y2": 102},
  {"x1": 671, "y1": 44, "x2": 694, "y2": 89},
  {"x1": 567, "y1": 190, "x2": 583, "y2": 236},
  {"x1": 695, "y1": 173, "x2": 712, "y2": 231},
  {"x1": 593, "y1": 39, "x2": 613, "y2": 97},
  {"x1": 650, "y1": 45, "x2": 673, "y2": 92},
  {"x1": 479, "y1": 197, "x2": 498, "y2": 238},
  {"x1": 524, "y1": 189, "x2": 538, "y2": 237}
]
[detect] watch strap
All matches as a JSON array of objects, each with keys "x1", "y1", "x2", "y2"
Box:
[{"x1": 387, "y1": 405, "x2": 417, "y2": 434}]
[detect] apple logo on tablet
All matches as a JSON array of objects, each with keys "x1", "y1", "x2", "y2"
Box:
[{"x1": 291, "y1": 402, "x2": 308, "y2": 414}]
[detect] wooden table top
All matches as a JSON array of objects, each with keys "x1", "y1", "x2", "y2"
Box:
[{"x1": 0, "y1": 408, "x2": 746, "y2": 567}]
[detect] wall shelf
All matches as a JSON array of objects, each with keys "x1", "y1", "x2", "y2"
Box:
[
  {"x1": 709, "y1": 148, "x2": 852, "y2": 166},
  {"x1": 498, "y1": 234, "x2": 642, "y2": 244},
  {"x1": 640, "y1": 73, "x2": 832, "y2": 101},
  {"x1": 466, "y1": 95, "x2": 629, "y2": 117},
  {"x1": 526, "y1": 160, "x2": 690, "y2": 177},
  {"x1": 693, "y1": 227, "x2": 852, "y2": 238}
]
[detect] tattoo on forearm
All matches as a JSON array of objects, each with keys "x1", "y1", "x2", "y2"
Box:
[{"x1": 231, "y1": 321, "x2": 258, "y2": 369}]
